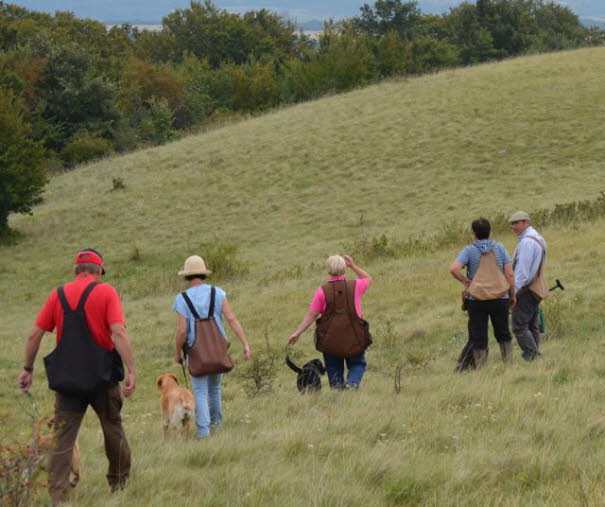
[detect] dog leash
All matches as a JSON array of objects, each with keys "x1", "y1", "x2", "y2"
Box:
[{"x1": 180, "y1": 353, "x2": 190, "y2": 389}]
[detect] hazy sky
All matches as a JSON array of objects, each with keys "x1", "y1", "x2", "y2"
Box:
[{"x1": 11, "y1": 0, "x2": 604, "y2": 23}]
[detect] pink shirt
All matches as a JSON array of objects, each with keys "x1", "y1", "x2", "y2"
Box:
[{"x1": 309, "y1": 276, "x2": 370, "y2": 317}]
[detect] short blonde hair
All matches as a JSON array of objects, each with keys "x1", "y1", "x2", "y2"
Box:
[{"x1": 326, "y1": 255, "x2": 346, "y2": 276}]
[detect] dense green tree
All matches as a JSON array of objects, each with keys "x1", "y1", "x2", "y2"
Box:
[
  {"x1": 0, "y1": 89, "x2": 47, "y2": 236},
  {"x1": 354, "y1": 0, "x2": 422, "y2": 40}
]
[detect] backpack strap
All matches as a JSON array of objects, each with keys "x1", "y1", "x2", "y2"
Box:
[
  {"x1": 56, "y1": 282, "x2": 99, "y2": 313},
  {"x1": 76, "y1": 282, "x2": 100, "y2": 312},
  {"x1": 180, "y1": 291, "x2": 201, "y2": 320},
  {"x1": 208, "y1": 286, "x2": 216, "y2": 318}
]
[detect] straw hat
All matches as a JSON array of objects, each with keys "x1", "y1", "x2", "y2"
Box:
[{"x1": 178, "y1": 255, "x2": 212, "y2": 276}]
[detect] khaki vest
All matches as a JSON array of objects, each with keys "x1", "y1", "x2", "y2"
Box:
[
  {"x1": 515, "y1": 236, "x2": 548, "y2": 301},
  {"x1": 467, "y1": 249, "x2": 510, "y2": 300},
  {"x1": 314, "y1": 280, "x2": 372, "y2": 358}
]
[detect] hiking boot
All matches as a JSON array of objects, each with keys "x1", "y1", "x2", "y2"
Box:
[
  {"x1": 472, "y1": 349, "x2": 488, "y2": 369},
  {"x1": 499, "y1": 341, "x2": 512, "y2": 363}
]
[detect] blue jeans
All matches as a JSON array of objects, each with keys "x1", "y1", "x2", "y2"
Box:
[
  {"x1": 191, "y1": 373, "x2": 223, "y2": 438},
  {"x1": 322, "y1": 353, "x2": 367, "y2": 389}
]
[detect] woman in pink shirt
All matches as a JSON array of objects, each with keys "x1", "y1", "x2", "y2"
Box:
[{"x1": 288, "y1": 255, "x2": 372, "y2": 389}]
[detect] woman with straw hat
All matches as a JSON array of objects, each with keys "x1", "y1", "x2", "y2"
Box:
[{"x1": 173, "y1": 255, "x2": 251, "y2": 439}]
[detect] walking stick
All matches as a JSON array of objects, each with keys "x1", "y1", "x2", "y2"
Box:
[{"x1": 549, "y1": 279, "x2": 564, "y2": 292}]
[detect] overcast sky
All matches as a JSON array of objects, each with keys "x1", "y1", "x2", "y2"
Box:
[{"x1": 12, "y1": 0, "x2": 604, "y2": 23}]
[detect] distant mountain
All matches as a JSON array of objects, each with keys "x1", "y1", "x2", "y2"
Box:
[
  {"x1": 10, "y1": 0, "x2": 605, "y2": 24},
  {"x1": 581, "y1": 18, "x2": 605, "y2": 29}
]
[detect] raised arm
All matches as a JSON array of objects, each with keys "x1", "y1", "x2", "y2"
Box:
[
  {"x1": 222, "y1": 298, "x2": 251, "y2": 360},
  {"x1": 343, "y1": 255, "x2": 372, "y2": 286}
]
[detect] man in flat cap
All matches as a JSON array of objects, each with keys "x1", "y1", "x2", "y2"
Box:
[{"x1": 509, "y1": 212, "x2": 548, "y2": 360}]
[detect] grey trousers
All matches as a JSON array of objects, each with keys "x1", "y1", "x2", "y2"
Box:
[{"x1": 511, "y1": 290, "x2": 541, "y2": 360}]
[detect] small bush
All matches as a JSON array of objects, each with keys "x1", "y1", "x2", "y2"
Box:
[
  {"x1": 238, "y1": 351, "x2": 278, "y2": 398},
  {"x1": 111, "y1": 177, "x2": 126, "y2": 191},
  {"x1": 60, "y1": 132, "x2": 113, "y2": 167}
]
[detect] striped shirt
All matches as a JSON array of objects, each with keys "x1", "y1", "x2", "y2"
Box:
[{"x1": 456, "y1": 239, "x2": 512, "y2": 300}]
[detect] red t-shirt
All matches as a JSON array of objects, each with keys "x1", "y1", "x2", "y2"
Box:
[{"x1": 35, "y1": 274, "x2": 126, "y2": 350}]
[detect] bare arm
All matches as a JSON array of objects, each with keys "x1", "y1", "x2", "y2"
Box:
[
  {"x1": 18, "y1": 326, "x2": 46, "y2": 393},
  {"x1": 288, "y1": 310, "x2": 320, "y2": 345},
  {"x1": 343, "y1": 255, "x2": 372, "y2": 286},
  {"x1": 504, "y1": 262, "x2": 516, "y2": 307},
  {"x1": 449, "y1": 261, "x2": 471, "y2": 287},
  {"x1": 174, "y1": 313, "x2": 187, "y2": 364},
  {"x1": 110, "y1": 323, "x2": 137, "y2": 397},
  {"x1": 222, "y1": 298, "x2": 251, "y2": 359}
]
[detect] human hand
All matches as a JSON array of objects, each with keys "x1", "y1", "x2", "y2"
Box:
[
  {"x1": 342, "y1": 255, "x2": 354, "y2": 268},
  {"x1": 123, "y1": 372, "x2": 136, "y2": 398},
  {"x1": 175, "y1": 351, "x2": 183, "y2": 365},
  {"x1": 18, "y1": 370, "x2": 32, "y2": 393},
  {"x1": 288, "y1": 333, "x2": 300, "y2": 345},
  {"x1": 509, "y1": 296, "x2": 517, "y2": 309},
  {"x1": 242, "y1": 345, "x2": 251, "y2": 360}
]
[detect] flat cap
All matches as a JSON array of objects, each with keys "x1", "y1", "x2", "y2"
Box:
[{"x1": 508, "y1": 210, "x2": 530, "y2": 223}]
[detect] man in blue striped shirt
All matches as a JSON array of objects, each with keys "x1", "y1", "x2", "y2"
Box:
[
  {"x1": 509, "y1": 211, "x2": 547, "y2": 361},
  {"x1": 450, "y1": 218, "x2": 516, "y2": 368}
]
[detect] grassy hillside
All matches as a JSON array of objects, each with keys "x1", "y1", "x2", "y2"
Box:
[{"x1": 1, "y1": 47, "x2": 605, "y2": 506}]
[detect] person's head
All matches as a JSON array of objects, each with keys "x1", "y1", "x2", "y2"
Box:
[
  {"x1": 178, "y1": 255, "x2": 211, "y2": 284},
  {"x1": 508, "y1": 211, "x2": 531, "y2": 235},
  {"x1": 471, "y1": 218, "x2": 491, "y2": 240},
  {"x1": 326, "y1": 255, "x2": 346, "y2": 276},
  {"x1": 73, "y1": 248, "x2": 105, "y2": 277}
]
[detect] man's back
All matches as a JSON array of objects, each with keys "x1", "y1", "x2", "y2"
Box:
[{"x1": 35, "y1": 273, "x2": 125, "y2": 350}]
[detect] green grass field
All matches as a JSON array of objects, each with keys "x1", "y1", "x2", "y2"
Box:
[{"x1": 1, "y1": 47, "x2": 605, "y2": 506}]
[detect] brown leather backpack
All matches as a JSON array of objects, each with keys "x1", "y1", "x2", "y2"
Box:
[
  {"x1": 181, "y1": 287, "x2": 234, "y2": 377},
  {"x1": 314, "y1": 280, "x2": 372, "y2": 358},
  {"x1": 466, "y1": 246, "x2": 510, "y2": 300}
]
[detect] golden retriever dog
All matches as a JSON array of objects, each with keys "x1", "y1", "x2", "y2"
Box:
[
  {"x1": 35, "y1": 416, "x2": 81, "y2": 488},
  {"x1": 156, "y1": 373, "x2": 195, "y2": 438}
]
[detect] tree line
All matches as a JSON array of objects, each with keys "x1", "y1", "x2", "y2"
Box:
[{"x1": 1, "y1": 0, "x2": 604, "y2": 237}]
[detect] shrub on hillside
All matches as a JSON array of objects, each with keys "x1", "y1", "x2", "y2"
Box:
[{"x1": 60, "y1": 132, "x2": 113, "y2": 167}]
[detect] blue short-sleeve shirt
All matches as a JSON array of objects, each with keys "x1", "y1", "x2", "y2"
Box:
[{"x1": 173, "y1": 284, "x2": 227, "y2": 347}]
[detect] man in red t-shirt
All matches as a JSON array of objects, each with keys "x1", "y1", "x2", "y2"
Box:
[{"x1": 18, "y1": 249, "x2": 137, "y2": 505}]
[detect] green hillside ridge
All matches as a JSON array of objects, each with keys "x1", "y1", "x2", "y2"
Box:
[{"x1": 2, "y1": 47, "x2": 605, "y2": 506}]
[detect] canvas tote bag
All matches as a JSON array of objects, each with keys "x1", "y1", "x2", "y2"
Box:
[
  {"x1": 467, "y1": 246, "x2": 510, "y2": 300},
  {"x1": 180, "y1": 287, "x2": 234, "y2": 376}
]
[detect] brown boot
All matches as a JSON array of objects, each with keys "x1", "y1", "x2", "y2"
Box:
[
  {"x1": 499, "y1": 341, "x2": 512, "y2": 363},
  {"x1": 472, "y1": 349, "x2": 488, "y2": 369}
]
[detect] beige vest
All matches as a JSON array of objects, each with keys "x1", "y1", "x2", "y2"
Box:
[
  {"x1": 523, "y1": 236, "x2": 548, "y2": 301},
  {"x1": 467, "y1": 250, "x2": 510, "y2": 300}
]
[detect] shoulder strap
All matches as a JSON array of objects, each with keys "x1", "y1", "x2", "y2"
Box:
[
  {"x1": 56, "y1": 282, "x2": 99, "y2": 313},
  {"x1": 76, "y1": 281, "x2": 100, "y2": 312},
  {"x1": 208, "y1": 286, "x2": 216, "y2": 318},
  {"x1": 526, "y1": 235, "x2": 546, "y2": 254},
  {"x1": 56, "y1": 286, "x2": 71, "y2": 313},
  {"x1": 180, "y1": 291, "x2": 202, "y2": 320}
]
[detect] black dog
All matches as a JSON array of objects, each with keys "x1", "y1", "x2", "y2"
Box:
[{"x1": 285, "y1": 356, "x2": 326, "y2": 393}]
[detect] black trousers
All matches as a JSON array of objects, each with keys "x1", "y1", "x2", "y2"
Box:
[{"x1": 467, "y1": 299, "x2": 512, "y2": 350}]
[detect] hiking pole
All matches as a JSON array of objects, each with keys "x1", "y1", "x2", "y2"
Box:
[{"x1": 549, "y1": 279, "x2": 565, "y2": 292}]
